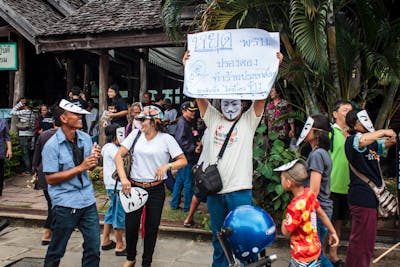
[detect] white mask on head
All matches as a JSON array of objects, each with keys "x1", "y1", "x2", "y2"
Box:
[
  {"x1": 116, "y1": 127, "x2": 126, "y2": 143},
  {"x1": 220, "y1": 99, "x2": 242, "y2": 120},
  {"x1": 133, "y1": 119, "x2": 142, "y2": 130},
  {"x1": 357, "y1": 110, "x2": 375, "y2": 132},
  {"x1": 296, "y1": 117, "x2": 314, "y2": 146}
]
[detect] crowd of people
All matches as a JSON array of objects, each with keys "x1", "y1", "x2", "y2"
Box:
[{"x1": 0, "y1": 50, "x2": 397, "y2": 267}]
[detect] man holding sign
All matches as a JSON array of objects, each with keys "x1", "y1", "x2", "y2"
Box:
[{"x1": 183, "y1": 28, "x2": 283, "y2": 266}]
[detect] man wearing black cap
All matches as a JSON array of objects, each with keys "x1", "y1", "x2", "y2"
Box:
[
  {"x1": 42, "y1": 99, "x2": 101, "y2": 267},
  {"x1": 170, "y1": 101, "x2": 199, "y2": 212}
]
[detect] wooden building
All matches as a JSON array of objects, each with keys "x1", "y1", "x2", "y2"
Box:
[{"x1": 0, "y1": 0, "x2": 186, "y2": 120}]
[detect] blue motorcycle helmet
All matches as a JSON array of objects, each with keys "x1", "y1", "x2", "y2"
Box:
[{"x1": 223, "y1": 205, "x2": 276, "y2": 262}]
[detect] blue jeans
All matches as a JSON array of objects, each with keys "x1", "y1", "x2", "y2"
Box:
[
  {"x1": 170, "y1": 163, "x2": 193, "y2": 212},
  {"x1": 317, "y1": 212, "x2": 333, "y2": 267},
  {"x1": 207, "y1": 189, "x2": 253, "y2": 267},
  {"x1": 44, "y1": 203, "x2": 100, "y2": 267}
]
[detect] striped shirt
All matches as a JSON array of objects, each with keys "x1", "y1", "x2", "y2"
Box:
[{"x1": 10, "y1": 101, "x2": 35, "y2": 136}]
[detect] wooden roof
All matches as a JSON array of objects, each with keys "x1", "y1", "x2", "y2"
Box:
[
  {"x1": 0, "y1": 0, "x2": 64, "y2": 44},
  {"x1": 43, "y1": 0, "x2": 164, "y2": 36}
]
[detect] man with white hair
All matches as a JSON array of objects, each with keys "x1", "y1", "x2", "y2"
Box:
[{"x1": 42, "y1": 99, "x2": 101, "y2": 267}]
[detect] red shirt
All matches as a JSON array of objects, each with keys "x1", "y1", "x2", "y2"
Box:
[{"x1": 284, "y1": 188, "x2": 321, "y2": 262}]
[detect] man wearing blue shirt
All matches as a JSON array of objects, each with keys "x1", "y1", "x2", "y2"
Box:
[{"x1": 42, "y1": 99, "x2": 101, "y2": 267}]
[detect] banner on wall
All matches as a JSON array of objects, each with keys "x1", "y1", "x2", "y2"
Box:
[{"x1": 183, "y1": 29, "x2": 280, "y2": 100}]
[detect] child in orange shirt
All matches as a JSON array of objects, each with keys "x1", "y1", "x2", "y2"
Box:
[{"x1": 274, "y1": 159, "x2": 339, "y2": 267}]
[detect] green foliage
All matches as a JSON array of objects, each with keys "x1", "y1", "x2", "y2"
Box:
[
  {"x1": 4, "y1": 131, "x2": 22, "y2": 178},
  {"x1": 253, "y1": 126, "x2": 298, "y2": 222}
]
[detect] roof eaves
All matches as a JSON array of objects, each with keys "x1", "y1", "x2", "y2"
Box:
[{"x1": 0, "y1": 1, "x2": 37, "y2": 45}]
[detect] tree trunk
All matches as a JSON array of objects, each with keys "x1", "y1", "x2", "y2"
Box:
[
  {"x1": 375, "y1": 83, "x2": 399, "y2": 129},
  {"x1": 326, "y1": 0, "x2": 341, "y2": 106}
]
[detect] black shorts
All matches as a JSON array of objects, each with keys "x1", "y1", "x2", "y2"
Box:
[{"x1": 331, "y1": 192, "x2": 349, "y2": 221}]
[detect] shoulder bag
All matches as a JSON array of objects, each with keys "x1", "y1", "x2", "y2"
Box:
[
  {"x1": 193, "y1": 119, "x2": 239, "y2": 196},
  {"x1": 349, "y1": 163, "x2": 398, "y2": 218},
  {"x1": 112, "y1": 131, "x2": 141, "y2": 181}
]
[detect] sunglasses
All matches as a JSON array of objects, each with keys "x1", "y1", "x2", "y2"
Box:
[{"x1": 137, "y1": 118, "x2": 147, "y2": 122}]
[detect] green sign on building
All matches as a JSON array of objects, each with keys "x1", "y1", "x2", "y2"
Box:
[{"x1": 0, "y1": 43, "x2": 18, "y2": 70}]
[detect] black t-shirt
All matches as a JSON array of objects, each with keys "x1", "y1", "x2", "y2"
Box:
[
  {"x1": 107, "y1": 97, "x2": 128, "y2": 127},
  {"x1": 345, "y1": 134, "x2": 382, "y2": 208}
]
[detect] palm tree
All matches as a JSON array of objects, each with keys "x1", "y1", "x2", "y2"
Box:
[{"x1": 162, "y1": 0, "x2": 400, "y2": 126}]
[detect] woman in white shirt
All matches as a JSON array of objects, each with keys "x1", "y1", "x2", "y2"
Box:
[{"x1": 115, "y1": 105, "x2": 187, "y2": 267}]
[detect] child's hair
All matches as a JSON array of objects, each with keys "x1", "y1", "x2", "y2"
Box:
[
  {"x1": 311, "y1": 114, "x2": 331, "y2": 151},
  {"x1": 105, "y1": 124, "x2": 120, "y2": 143},
  {"x1": 283, "y1": 160, "x2": 308, "y2": 186},
  {"x1": 345, "y1": 108, "x2": 363, "y2": 135}
]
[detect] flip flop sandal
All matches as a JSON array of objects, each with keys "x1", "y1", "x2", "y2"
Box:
[{"x1": 101, "y1": 240, "x2": 116, "y2": 251}]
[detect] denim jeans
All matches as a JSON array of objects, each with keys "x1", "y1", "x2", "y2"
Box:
[
  {"x1": 19, "y1": 136, "x2": 33, "y2": 172},
  {"x1": 207, "y1": 189, "x2": 253, "y2": 267},
  {"x1": 44, "y1": 203, "x2": 100, "y2": 267},
  {"x1": 317, "y1": 213, "x2": 333, "y2": 267},
  {"x1": 125, "y1": 183, "x2": 165, "y2": 266},
  {"x1": 170, "y1": 163, "x2": 193, "y2": 212}
]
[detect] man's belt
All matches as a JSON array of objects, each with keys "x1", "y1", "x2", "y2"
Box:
[{"x1": 130, "y1": 179, "x2": 164, "y2": 188}]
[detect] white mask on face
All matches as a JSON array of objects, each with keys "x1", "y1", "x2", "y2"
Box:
[
  {"x1": 296, "y1": 117, "x2": 314, "y2": 146},
  {"x1": 116, "y1": 127, "x2": 126, "y2": 143},
  {"x1": 221, "y1": 99, "x2": 242, "y2": 120},
  {"x1": 357, "y1": 110, "x2": 375, "y2": 132}
]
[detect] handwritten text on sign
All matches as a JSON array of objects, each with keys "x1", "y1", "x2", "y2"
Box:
[
  {"x1": 184, "y1": 29, "x2": 280, "y2": 100},
  {"x1": 0, "y1": 43, "x2": 17, "y2": 70}
]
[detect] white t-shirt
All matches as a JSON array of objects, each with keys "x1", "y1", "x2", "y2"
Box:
[
  {"x1": 164, "y1": 108, "x2": 178, "y2": 135},
  {"x1": 101, "y1": 143, "x2": 121, "y2": 190},
  {"x1": 121, "y1": 129, "x2": 183, "y2": 182},
  {"x1": 86, "y1": 107, "x2": 99, "y2": 136},
  {"x1": 203, "y1": 103, "x2": 262, "y2": 193}
]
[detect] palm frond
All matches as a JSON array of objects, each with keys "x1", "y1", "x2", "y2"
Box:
[
  {"x1": 162, "y1": 0, "x2": 201, "y2": 41},
  {"x1": 272, "y1": 110, "x2": 306, "y2": 126},
  {"x1": 290, "y1": 0, "x2": 329, "y2": 74}
]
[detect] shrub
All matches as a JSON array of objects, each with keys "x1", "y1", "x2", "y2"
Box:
[
  {"x1": 4, "y1": 131, "x2": 22, "y2": 178},
  {"x1": 253, "y1": 124, "x2": 298, "y2": 223}
]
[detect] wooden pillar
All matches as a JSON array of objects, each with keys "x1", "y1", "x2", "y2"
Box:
[
  {"x1": 11, "y1": 34, "x2": 25, "y2": 132},
  {"x1": 98, "y1": 52, "x2": 109, "y2": 146},
  {"x1": 139, "y1": 48, "x2": 148, "y2": 102},
  {"x1": 127, "y1": 63, "x2": 133, "y2": 103},
  {"x1": 83, "y1": 63, "x2": 91, "y2": 97},
  {"x1": 66, "y1": 57, "x2": 75, "y2": 92}
]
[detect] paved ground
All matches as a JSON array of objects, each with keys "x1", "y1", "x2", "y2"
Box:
[
  {"x1": 0, "y1": 174, "x2": 400, "y2": 267},
  {"x1": 0, "y1": 225, "x2": 294, "y2": 267}
]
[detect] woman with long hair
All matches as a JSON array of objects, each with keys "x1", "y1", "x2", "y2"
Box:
[
  {"x1": 115, "y1": 105, "x2": 187, "y2": 267},
  {"x1": 297, "y1": 114, "x2": 333, "y2": 267},
  {"x1": 344, "y1": 108, "x2": 396, "y2": 267},
  {"x1": 106, "y1": 84, "x2": 128, "y2": 127}
]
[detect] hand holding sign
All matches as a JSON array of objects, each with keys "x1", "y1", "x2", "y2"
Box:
[{"x1": 183, "y1": 29, "x2": 281, "y2": 100}]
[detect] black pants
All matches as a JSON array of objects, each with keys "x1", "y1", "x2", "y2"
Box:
[
  {"x1": 0, "y1": 159, "x2": 4, "y2": 195},
  {"x1": 44, "y1": 190, "x2": 52, "y2": 229},
  {"x1": 125, "y1": 183, "x2": 165, "y2": 266}
]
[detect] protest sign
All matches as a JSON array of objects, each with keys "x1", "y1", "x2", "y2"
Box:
[{"x1": 183, "y1": 29, "x2": 280, "y2": 100}]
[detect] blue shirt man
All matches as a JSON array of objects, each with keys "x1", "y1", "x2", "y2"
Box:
[{"x1": 42, "y1": 99, "x2": 101, "y2": 267}]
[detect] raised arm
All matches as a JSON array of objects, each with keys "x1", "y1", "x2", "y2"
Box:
[{"x1": 358, "y1": 129, "x2": 396, "y2": 149}]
